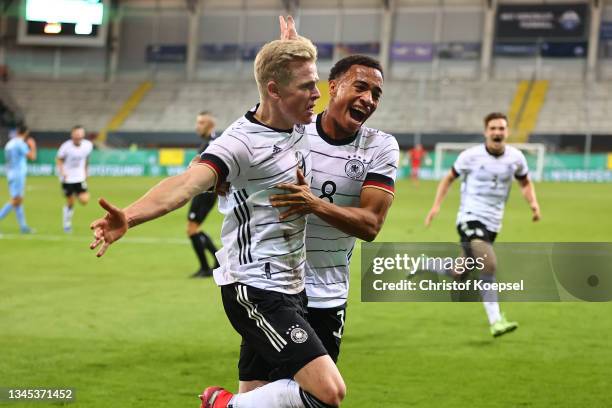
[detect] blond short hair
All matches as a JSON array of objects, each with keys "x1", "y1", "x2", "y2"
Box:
[{"x1": 254, "y1": 36, "x2": 317, "y2": 100}]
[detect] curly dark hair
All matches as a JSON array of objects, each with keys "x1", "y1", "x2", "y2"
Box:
[{"x1": 329, "y1": 54, "x2": 384, "y2": 81}]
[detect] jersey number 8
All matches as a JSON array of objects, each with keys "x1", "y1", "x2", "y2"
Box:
[{"x1": 319, "y1": 180, "x2": 337, "y2": 203}]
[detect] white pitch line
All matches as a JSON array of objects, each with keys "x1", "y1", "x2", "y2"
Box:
[{"x1": 0, "y1": 233, "x2": 188, "y2": 245}]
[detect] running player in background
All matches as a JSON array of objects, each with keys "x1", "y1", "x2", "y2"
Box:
[
  {"x1": 425, "y1": 112, "x2": 541, "y2": 337},
  {"x1": 0, "y1": 124, "x2": 36, "y2": 233},
  {"x1": 407, "y1": 143, "x2": 429, "y2": 186},
  {"x1": 187, "y1": 111, "x2": 219, "y2": 278},
  {"x1": 57, "y1": 125, "x2": 94, "y2": 233},
  {"x1": 269, "y1": 54, "x2": 399, "y2": 364}
]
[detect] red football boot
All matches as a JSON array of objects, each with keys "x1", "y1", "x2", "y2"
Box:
[{"x1": 199, "y1": 386, "x2": 234, "y2": 408}]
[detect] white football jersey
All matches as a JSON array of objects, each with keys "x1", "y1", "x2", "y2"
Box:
[
  {"x1": 198, "y1": 108, "x2": 311, "y2": 295},
  {"x1": 56, "y1": 139, "x2": 94, "y2": 183},
  {"x1": 305, "y1": 114, "x2": 399, "y2": 308},
  {"x1": 453, "y1": 144, "x2": 529, "y2": 233}
]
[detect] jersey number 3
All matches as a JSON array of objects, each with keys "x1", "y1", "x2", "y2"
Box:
[{"x1": 333, "y1": 309, "x2": 345, "y2": 339}]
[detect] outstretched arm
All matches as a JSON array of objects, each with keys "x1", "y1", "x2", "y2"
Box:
[
  {"x1": 517, "y1": 176, "x2": 541, "y2": 221},
  {"x1": 425, "y1": 170, "x2": 457, "y2": 227},
  {"x1": 270, "y1": 170, "x2": 394, "y2": 241},
  {"x1": 124, "y1": 164, "x2": 216, "y2": 228},
  {"x1": 89, "y1": 164, "x2": 217, "y2": 257}
]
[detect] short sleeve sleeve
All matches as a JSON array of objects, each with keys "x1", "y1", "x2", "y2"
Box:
[
  {"x1": 515, "y1": 150, "x2": 529, "y2": 179},
  {"x1": 56, "y1": 142, "x2": 67, "y2": 159},
  {"x1": 198, "y1": 130, "x2": 252, "y2": 184},
  {"x1": 86, "y1": 141, "x2": 94, "y2": 156},
  {"x1": 363, "y1": 134, "x2": 399, "y2": 195},
  {"x1": 452, "y1": 150, "x2": 470, "y2": 177}
]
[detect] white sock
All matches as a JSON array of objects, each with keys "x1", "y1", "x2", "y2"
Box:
[
  {"x1": 483, "y1": 302, "x2": 501, "y2": 325},
  {"x1": 479, "y1": 273, "x2": 501, "y2": 324},
  {"x1": 231, "y1": 379, "x2": 304, "y2": 408},
  {"x1": 63, "y1": 205, "x2": 74, "y2": 227}
]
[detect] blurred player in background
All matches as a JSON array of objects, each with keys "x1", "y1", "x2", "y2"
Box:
[
  {"x1": 270, "y1": 54, "x2": 399, "y2": 364},
  {"x1": 57, "y1": 125, "x2": 93, "y2": 233},
  {"x1": 407, "y1": 143, "x2": 429, "y2": 186},
  {"x1": 187, "y1": 111, "x2": 219, "y2": 278},
  {"x1": 0, "y1": 124, "x2": 36, "y2": 233},
  {"x1": 425, "y1": 112, "x2": 541, "y2": 337}
]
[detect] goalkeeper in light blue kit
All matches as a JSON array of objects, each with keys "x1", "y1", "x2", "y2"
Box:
[{"x1": 1, "y1": 124, "x2": 37, "y2": 233}]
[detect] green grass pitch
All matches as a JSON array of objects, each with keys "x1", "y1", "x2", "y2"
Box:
[{"x1": 1, "y1": 177, "x2": 611, "y2": 407}]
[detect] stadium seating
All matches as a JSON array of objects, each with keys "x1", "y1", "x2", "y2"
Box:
[
  {"x1": 537, "y1": 81, "x2": 612, "y2": 134},
  {"x1": 3, "y1": 78, "x2": 612, "y2": 135},
  {"x1": 0, "y1": 80, "x2": 137, "y2": 132},
  {"x1": 121, "y1": 81, "x2": 260, "y2": 132}
]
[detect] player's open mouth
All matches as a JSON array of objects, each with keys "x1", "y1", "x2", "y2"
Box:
[
  {"x1": 492, "y1": 136, "x2": 503, "y2": 142},
  {"x1": 349, "y1": 107, "x2": 367, "y2": 123}
]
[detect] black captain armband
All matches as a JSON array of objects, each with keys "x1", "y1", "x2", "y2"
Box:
[
  {"x1": 515, "y1": 172, "x2": 529, "y2": 180},
  {"x1": 199, "y1": 153, "x2": 230, "y2": 184}
]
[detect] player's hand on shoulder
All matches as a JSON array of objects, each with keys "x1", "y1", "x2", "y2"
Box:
[
  {"x1": 89, "y1": 198, "x2": 128, "y2": 257},
  {"x1": 270, "y1": 169, "x2": 318, "y2": 219}
]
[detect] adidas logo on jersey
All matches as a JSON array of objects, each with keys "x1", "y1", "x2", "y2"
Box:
[{"x1": 272, "y1": 145, "x2": 282, "y2": 155}]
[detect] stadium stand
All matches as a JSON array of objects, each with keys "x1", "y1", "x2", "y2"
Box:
[
  {"x1": 1, "y1": 80, "x2": 137, "y2": 132},
  {"x1": 2, "y1": 0, "x2": 612, "y2": 150},
  {"x1": 5, "y1": 78, "x2": 612, "y2": 137},
  {"x1": 536, "y1": 81, "x2": 612, "y2": 134},
  {"x1": 1, "y1": 78, "x2": 517, "y2": 134}
]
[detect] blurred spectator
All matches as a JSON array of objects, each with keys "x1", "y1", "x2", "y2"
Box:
[
  {"x1": 407, "y1": 143, "x2": 430, "y2": 186},
  {"x1": 0, "y1": 65, "x2": 8, "y2": 82}
]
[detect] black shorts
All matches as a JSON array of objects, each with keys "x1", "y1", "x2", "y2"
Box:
[
  {"x1": 187, "y1": 192, "x2": 216, "y2": 223},
  {"x1": 221, "y1": 283, "x2": 328, "y2": 382},
  {"x1": 455, "y1": 220, "x2": 497, "y2": 289},
  {"x1": 62, "y1": 182, "x2": 88, "y2": 197},
  {"x1": 457, "y1": 220, "x2": 497, "y2": 272},
  {"x1": 306, "y1": 304, "x2": 347, "y2": 363},
  {"x1": 457, "y1": 220, "x2": 497, "y2": 244}
]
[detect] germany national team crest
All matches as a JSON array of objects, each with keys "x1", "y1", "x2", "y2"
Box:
[
  {"x1": 286, "y1": 324, "x2": 308, "y2": 344},
  {"x1": 295, "y1": 151, "x2": 306, "y2": 172},
  {"x1": 345, "y1": 158, "x2": 365, "y2": 179}
]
